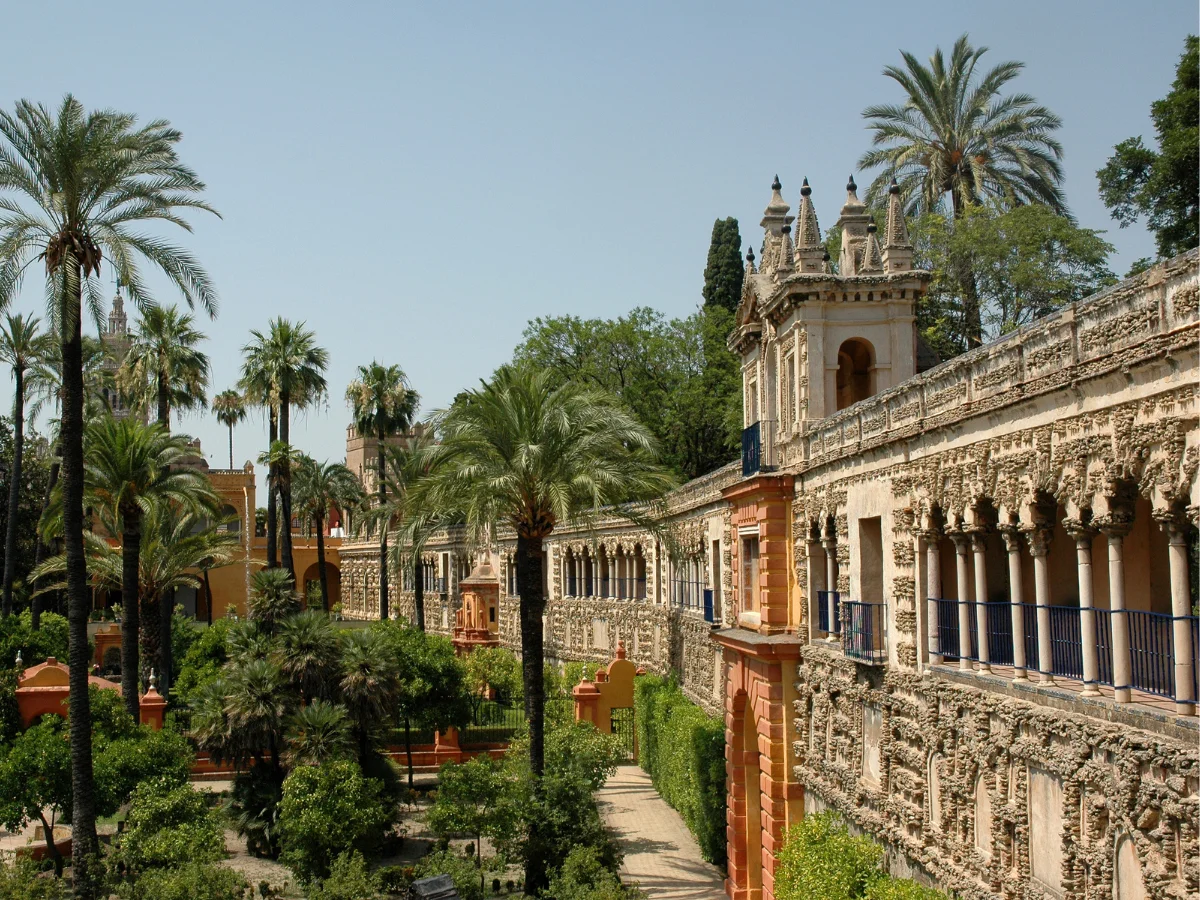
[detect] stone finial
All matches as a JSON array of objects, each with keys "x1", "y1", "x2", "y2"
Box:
[
  {"x1": 836, "y1": 172, "x2": 872, "y2": 275},
  {"x1": 616, "y1": 640, "x2": 627, "y2": 660},
  {"x1": 861, "y1": 222, "x2": 883, "y2": 273},
  {"x1": 760, "y1": 174, "x2": 794, "y2": 274},
  {"x1": 746, "y1": 245, "x2": 757, "y2": 274},
  {"x1": 775, "y1": 223, "x2": 795, "y2": 276},
  {"x1": 148, "y1": 669, "x2": 157, "y2": 691},
  {"x1": 14, "y1": 650, "x2": 22, "y2": 669},
  {"x1": 883, "y1": 177, "x2": 913, "y2": 274},
  {"x1": 794, "y1": 177, "x2": 824, "y2": 272}
]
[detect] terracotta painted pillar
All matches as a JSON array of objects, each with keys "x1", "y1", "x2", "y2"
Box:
[
  {"x1": 1102, "y1": 524, "x2": 1132, "y2": 704},
  {"x1": 1001, "y1": 528, "x2": 1028, "y2": 682},
  {"x1": 952, "y1": 534, "x2": 972, "y2": 670},
  {"x1": 1027, "y1": 528, "x2": 1054, "y2": 684},
  {"x1": 1163, "y1": 520, "x2": 1196, "y2": 715},
  {"x1": 971, "y1": 531, "x2": 991, "y2": 674}
]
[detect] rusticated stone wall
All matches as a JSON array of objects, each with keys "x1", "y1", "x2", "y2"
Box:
[{"x1": 795, "y1": 642, "x2": 1199, "y2": 900}]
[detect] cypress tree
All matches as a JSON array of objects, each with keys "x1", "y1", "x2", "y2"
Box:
[{"x1": 701, "y1": 217, "x2": 744, "y2": 313}]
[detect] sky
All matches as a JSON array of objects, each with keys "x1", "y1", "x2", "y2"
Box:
[{"x1": 0, "y1": 0, "x2": 1195, "y2": 495}]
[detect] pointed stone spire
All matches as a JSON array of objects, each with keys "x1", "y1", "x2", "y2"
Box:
[
  {"x1": 794, "y1": 177, "x2": 824, "y2": 272},
  {"x1": 861, "y1": 222, "x2": 884, "y2": 273},
  {"x1": 775, "y1": 223, "x2": 795, "y2": 277},
  {"x1": 835, "y1": 173, "x2": 872, "y2": 276},
  {"x1": 745, "y1": 245, "x2": 757, "y2": 275},
  {"x1": 759, "y1": 175, "x2": 794, "y2": 275},
  {"x1": 883, "y1": 178, "x2": 913, "y2": 273},
  {"x1": 107, "y1": 282, "x2": 128, "y2": 335}
]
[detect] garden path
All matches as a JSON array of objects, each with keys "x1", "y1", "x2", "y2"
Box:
[{"x1": 596, "y1": 765, "x2": 726, "y2": 900}]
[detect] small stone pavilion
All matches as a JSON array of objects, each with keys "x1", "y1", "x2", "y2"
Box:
[{"x1": 451, "y1": 555, "x2": 501, "y2": 656}]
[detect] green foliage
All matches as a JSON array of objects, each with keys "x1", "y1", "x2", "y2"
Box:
[
  {"x1": 0, "y1": 418, "x2": 53, "y2": 614},
  {"x1": 247, "y1": 568, "x2": 301, "y2": 633},
  {"x1": 304, "y1": 851, "x2": 382, "y2": 900},
  {"x1": 546, "y1": 846, "x2": 640, "y2": 900},
  {"x1": 172, "y1": 617, "x2": 233, "y2": 712},
  {"x1": 0, "y1": 609, "x2": 69, "y2": 671},
  {"x1": 633, "y1": 676, "x2": 726, "y2": 865},
  {"x1": 0, "y1": 853, "x2": 65, "y2": 900},
  {"x1": 427, "y1": 753, "x2": 517, "y2": 874},
  {"x1": 702, "y1": 217, "x2": 745, "y2": 313},
  {"x1": 93, "y1": 720, "x2": 194, "y2": 814},
  {"x1": 1098, "y1": 35, "x2": 1198, "y2": 258},
  {"x1": 169, "y1": 611, "x2": 203, "y2": 688},
  {"x1": 412, "y1": 849, "x2": 487, "y2": 900},
  {"x1": 774, "y1": 812, "x2": 947, "y2": 900},
  {"x1": 512, "y1": 308, "x2": 736, "y2": 481},
  {"x1": 112, "y1": 777, "x2": 225, "y2": 873},
  {"x1": 278, "y1": 758, "x2": 392, "y2": 882},
  {"x1": 465, "y1": 646, "x2": 523, "y2": 702},
  {"x1": 117, "y1": 862, "x2": 248, "y2": 900}
]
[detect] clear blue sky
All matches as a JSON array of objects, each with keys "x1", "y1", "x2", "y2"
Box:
[{"x1": 2, "y1": 1, "x2": 1195, "y2": 492}]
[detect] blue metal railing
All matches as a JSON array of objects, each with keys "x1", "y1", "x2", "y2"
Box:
[
  {"x1": 817, "y1": 590, "x2": 841, "y2": 635},
  {"x1": 933, "y1": 597, "x2": 958, "y2": 658},
  {"x1": 844, "y1": 601, "x2": 886, "y2": 663},
  {"x1": 1126, "y1": 609, "x2": 1174, "y2": 697},
  {"x1": 961, "y1": 600, "x2": 1016, "y2": 666},
  {"x1": 742, "y1": 422, "x2": 761, "y2": 476},
  {"x1": 672, "y1": 579, "x2": 708, "y2": 610},
  {"x1": 1044, "y1": 605, "x2": 1084, "y2": 680},
  {"x1": 703, "y1": 589, "x2": 715, "y2": 623}
]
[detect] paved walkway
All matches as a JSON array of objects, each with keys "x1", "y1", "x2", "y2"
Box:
[{"x1": 597, "y1": 765, "x2": 726, "y2": 900}]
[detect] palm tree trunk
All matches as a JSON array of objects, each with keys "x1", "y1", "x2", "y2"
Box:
[
  {"x1": 950, "y1": 187, "x2": 984, "y2": 348},
  {"x1": 315, "y1": 512, "x2": 329, "y2": 612},
  {"x1": 414, "y1": 557, "x2": 425, "y2": 632},
  {"x1": 203, "y1": 568, "x2": 214, "y2": 625},
  {"x1": 2, "y1": 367, "x2": 25, "y2": 616},
  {"x1": 516, "y1": 533, "x2": 547, "y2": 894},
  {"x1": 121, "y1": 509, "x2": 141, "y2": 721},
  {"x1": 279, "y1": 392, "x2": 295, "y2": 582},
  {"x1": 140, "y1": 594, "x2": 159, "y2": 693},
  {"x1": 156, "y1": 373, "x2": 176, "y2": 699},
  {"x1": 377, "y1": 441, "x2": 388, "y2": 620},
  {"x1": 227, "y1": 423, "x2": 234, "y2": 469},
  {"x1": 61, "y1": 266, "x2": 100, "y2": 900},
  {"x1": 31, "y1": 452, "x2": 60, "y2": 629},
  {"x1": 266, "y1": 407, "x2": 278, "y2": 568}
]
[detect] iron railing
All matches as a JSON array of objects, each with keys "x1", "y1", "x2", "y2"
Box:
[
  {"x1": 741, "y1": 419, "x2": 776, "y2": 476},
  {"x1": 1126, "y1": 609, "x2": 1174, "y2": 697},
  {"x1": 843, "y1": 601, "x2": 886, "y2": 663},
  {"x1": 672, "y1": 579, "x2": 708, "y2": 610},
  {"x1": 461, "y1": 699, "x2": 525, "y2": 747},
  {"x1": 960, "y1": 600, "x2": 1016, "y2": 666},
  {"x1": 817, "y1": 590, "x2": 842, "y2": 635},
  {"x1": 933, "y1": 597, "x2": 958, "y2": 658},
  {"x1": 703, "y1": 589, "x2": 715, "y2": 623}
]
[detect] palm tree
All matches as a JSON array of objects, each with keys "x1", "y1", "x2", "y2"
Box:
[
  {"x1": 241, "y1": 320, "x2": 328, "y2": 580},
  {"x1": 116, "y1": 303, "x2": 210, "y2": 427},
  {"x1": 415, "y1": 364, "x2": 672, "y2": 892},
  {"x1": 858, "y1": 36, "x2": 1066, "y2": 346},
  {"x1": 239, "y1": 343, "x2": 280, "y2": 568},
  {"x1": 294, "y1": 454, "x2": 362, "y2": 612},
  {"x1": 212, "y1": 389, "x2": 247, "y2": 468},
  {"x1": 345, "y1": 363, "x2": 419, "y2": 621},
  {"x1": 275, "y1": 610, "x2": 341, "y2": 703},
  {"x1": 375, "y1": 432, "x2": 439, "y2": 631},
  {"x1": 339, "y1": 627, "x2": 400, "y2": 766},
  {"x1": 0, "y1": 313, "x2": 49, "y2": 616},
  {"x1": 284, "y1": 699, "x2": 351, "y2": 767},
  {"x1": 246, "y1": 567, "x2": 301, "y2": 636},
  {"x1": 0, "y1": 97, "x2": 217, "y2": 894},
  {"x1": 78, "y1": 417, "x2": 214, "y2": 718}
]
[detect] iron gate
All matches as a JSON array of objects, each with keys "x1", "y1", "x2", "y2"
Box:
[{"x1": 610, "y1": 706, "x2": 635, "y2": 761}]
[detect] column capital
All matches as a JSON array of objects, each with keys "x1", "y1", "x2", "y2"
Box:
[
  {"x1": 966, "y1": 529, "x2": 989, "y2": 552},
  {"x1": 1062, "y1": 517, "x2": 1098, "y2": 546},
  {"x1": 999, "y1": 526, "x2": 1023, "y2": 552},
  {"x1": 947, "y1": 529, "x2": 971, "y2": 551},
  {"x1": 1153, "y1": 508, "x2": 1193, "y2": 543},
  {"x1": 1095, "y1": 514, "x2": 1133, "y2": 539},
  {"x1": 1022, "y1": 525, "x2": 1052, "y2": 558}
]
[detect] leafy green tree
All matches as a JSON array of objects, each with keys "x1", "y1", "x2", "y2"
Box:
[
  {"x1": 1098, "y1": 35, "x2": 1198, "y2": 261},
  {"x1": 278, "y1": 758, "x2": 391, "y2": 882},
  {"x1": 426, "y1": 754, "x2": 514, "y2": 893},
  {"x1": 0, "y1": 418, "x2": 52, "y2": 618},
  {"x1": 305, "y1": 851, "x2": 382, "y2": 900},
  {"x1": 701, "y1": 217, "x2": 744, "y2": 313},
  {"x1": 0, "y1": 97, "x2": 218, "y2": 895},
  {"x1": 465, "y1": 646, "x2": 523, "y2": 702},
  {"x1": 909, "y1": 204, "x2": 1114, "y2": 357},
  {"x1": 1, "y1": 314, "x2": 49, "y2": 616},
  {"x1": 345, "y1": 362, "x2": 419, "y2": 620},
  {"x1": 294, "y1": 455, "x2": 362, "y2": 611},
  {"x1": 0, "y1": 853, "x2": 64, "y2": 900},
  {"x1": 0, "y1": 720, "x2": 72, "y2": 874},
  {"x1": 859, "y1": 36, "x2": 1066, "y2": 346},
  {"x1": 111, "y1": 777, "x2": 225, "y2": 874},
  {"x1": 546, "y1": 846, "x2": 637, "y2": 900},
  {"x1": 416, "y1": 365, "x2": 671, "y2": 890},
  {"x1": 211, "y1": 388, "x2": 247, "y2": 469}
]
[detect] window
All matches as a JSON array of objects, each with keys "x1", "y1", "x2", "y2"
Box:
[
  {"x1": 782, "y1": 351, "x2": 795, "y2": 427},
  {"x1": 836, "y1": 338, "x2": 874, "y2": 410},
  {"x1": 740, "y1": 536, "x2": 760, "y2": 612}
]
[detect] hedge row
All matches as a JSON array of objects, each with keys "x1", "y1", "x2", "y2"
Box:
[{"x1": 634, "y1": 675, "x2": 726, "y2": 865}]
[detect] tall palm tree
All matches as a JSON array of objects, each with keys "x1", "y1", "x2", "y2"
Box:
[
  {"x1": 212, "y1": 389, "x2": 247, "y2": 468},
  {"x1": 415, "y1": 364, "x2": 672, "y2": 892},
  {"x1": 0, "y1": 96, "x2": 217, "y2": 896},
  {"x1": 294, "y1": 454, "x2": 362, "y2": 612},
  {"x1": 858, "y1": 36, "x2": 1066, "y2": 346},
  {"x1": 375, "y1": 432, "x2": 438, "y2": 631},
  {"x1": 0, "y1": 313, "x2": 49, "y2": 616},
  {"x1": 241, "y1": 320, "x2": 328, "y2": 581},
  {"x1": 78, "y1": 417, "x2": 215, "y2": 718},
  {"x1": 239, "y1": 342, "x2": 280, "y2": 568},
  {"x1": 116, "y1": 303, "x2": 210, "y2": 427},
  {"x1": 345, "y1": 362, "x2": 419, "y2": 621}
]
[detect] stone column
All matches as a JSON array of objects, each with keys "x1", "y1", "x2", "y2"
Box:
[
  {"x1": 1001, "y1": 528, "x2": 1028, "y2": 682},
  {"x1": 806, "y1": 539, "x2": 823, "y2": 643},
  {"x1": 1101, "y1": 522, "x2": 1132, "y2": 704},
  {"x1": 926, "y1": 531, "x2": 943, "y2": 665},
  {"x1": 1026, "y1": 528, "x2": 1054, "y2": 684},
  {"x1": 1067, "y1": 522, "x2": 1101, "y2": 697},
  {"x1": 1163, "y1": 519, "x2": 1196, "y2": 716},
  {"x1": 822, "y1": 537, "x2": 838, "y2": 639},
  {"x1": 971, "y1": 531, "x2": 991, "y2": 674},
  {"x1": 952, "y1": 534, "x2": 972, "y2": 671}
]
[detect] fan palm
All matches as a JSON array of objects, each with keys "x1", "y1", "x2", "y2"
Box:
[
  {"x1": 79, "y1": 417, "x2": 215, "y2": 717},
  {"x1": 246, "y1": 567, "x2": 301, "y2": 636},
  {"x1": 415, "y1": 364, "x2": 672, "y2": 892},
  {"x1": 274, "y1": 610, "x2": 341, "y2": 702},
  {"x1": 224, "y1": 657, "x2": 288, "y2": 780},
  {"x1": 0, "y1": 97, "x2": 217, "y2": 891},
  {"x1": 294, "y1": 454, "x2": 362, "y2": 612},
  {"x1": 212, "y1": 388, "x2": 247, "y2": 468},
  {"x1": 0, "y1": 313, "x2": 49, "y2": 616},
  {"x1": 345, "y1": 362, "x2": 419, "y2": 620},
  {"x1": 375, "y1": 431, "x2": 439, "y2": 631},
  {"x1": 284, "y1": 699, "x2": 351, "y2": 767},
  {"x1": 339, "y1": 627, "x2": 401, "y2": 766},
  {"x1": 116, "y1": 303, "x2": 210, "y2": 427},
  {"x1": 859, "y1": 36, "x2": 1067, "y2": 346},
  {"x1": 239, "y1": 340, "x2": 281, "y2": 567}
]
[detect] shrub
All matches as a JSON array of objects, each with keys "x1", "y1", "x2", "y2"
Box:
[
  {"x1": 0, "y1": 853, "x2": 63, "y2": 900},
  {"x1": 278, "y1": 758, "x2": 392, "y2": 881},
  {"x1": 117, "y1": 862, "x2": 247, "y2": 900},
  {"x1": 546, "y1": 846, "x2": 639, "y2": 900},
  {"x1": 865, "y1": 878, "x2": 949, "y2": 900},
  {"x1": 113, "y1": 777, "x2": 225, "y2": 873},
  {"x1": 464, "y1": 647, "x2": 523, "y2": 702},
  {"x1": 412, "y1": 849, "x2": 486, "y2": 900},
  {"x1": 632, "y1": 676, "x2": 726, "y2": 864},
  {"x1": 304, "y1": 851, "x2": 381, "y2": 900},
  {"x1": 172, "y1": 617, "x2": 233, "y2": 714}
]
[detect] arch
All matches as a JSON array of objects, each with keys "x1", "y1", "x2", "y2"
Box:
[
  {"x1": 219, "y1": 504, "x2": 240, "y2": 534},
  {"x1": 974, "y1": 772, "x2": 992, "y2": 858},
  {"x1": 301, "y1": 560, "x2": 341, "y2": 611},
  {"x1": 1113, "y1": 832, "x2": 1147, "y2": 900},
  {"x1": 836, "y1": 338, "x2": 875, "y2": 410},
  {"x1": 730, "y1": 689, "x2": 763, "y2": 895}
]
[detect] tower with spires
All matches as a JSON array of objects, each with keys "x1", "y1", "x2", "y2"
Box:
[{"x1": 101, "y1": 284, "x2": 137, "y2": 420}]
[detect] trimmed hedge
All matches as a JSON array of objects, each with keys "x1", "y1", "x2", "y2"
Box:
[{"x1": 634, "y1": 675, "x2": 726, "y2": 865}]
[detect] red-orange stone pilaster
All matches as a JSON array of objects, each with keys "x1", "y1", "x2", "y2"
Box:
[{"x1": 722, "y1": 474, "x2": 796, "y2": 635}]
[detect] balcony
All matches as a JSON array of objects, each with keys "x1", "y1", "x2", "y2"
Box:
[
  {"x1": 817, "y1": 590, "x2": 841, "y2": 636},
  {"x1": 741, "y1": 419, "x2": 776, "y2": 477},
  {"x1": 843, "y1": 600, "x2": 887, "y2": 663}
]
